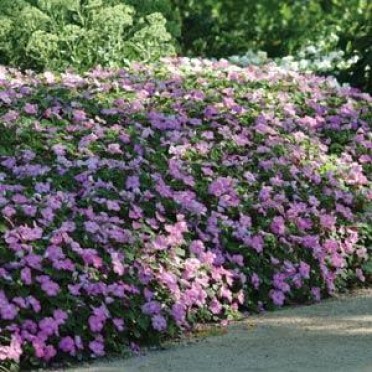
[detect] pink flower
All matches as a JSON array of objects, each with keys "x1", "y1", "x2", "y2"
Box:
[
  {"x1": 355, "y1": 268, "x2": 365, "y2": 282},
  {"x1": 24, "y1": 103, "x2": 38, "y2": 115},
  {"x1": 107, "y1": 143, "x2": 123, "y2": 154},
  {"x1": 270, "y1": 216, "x2": 286, "y2": 235},
  {"x1": 72, "y1": 109, "x2": 87, "y2": 122},
  {"x1": 0, "y1": 334, "x2": 22, "y2": 362},
  {"x1": 330, "y1": 253, "x2": 344, "y2": 268},
  {"x1": 107, "y1": 200, "x2": 121, "y2": 211},
  {"x1": 43, "y1": 345, "x2": 57, "y2": 361},
  {"x1": 19, "y1": 225, "x2": 43, "y2": 241},
  {"x1": 111, "y1": 252, "x2": 125, "y2": 276},
  {"x1": 320, "y1": 214, "x2": 337, "y2": 230},
  {"x1": 190, "y1": 240, "x2": 205, "y2": 255},
  {"x1": 209, "y1": 298, "x2": 222, "y2": 314}
]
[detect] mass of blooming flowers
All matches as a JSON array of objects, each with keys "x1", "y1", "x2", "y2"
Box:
[{"x1": 0, "y1": 57, "x2": 371, "y2": 369}]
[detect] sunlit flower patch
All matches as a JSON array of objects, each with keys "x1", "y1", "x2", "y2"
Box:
[{"x1": 0, "y1": 58, "x2": 371, "y2": 368}]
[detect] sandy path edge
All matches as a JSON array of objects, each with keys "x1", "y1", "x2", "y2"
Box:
[{"x1": 58, "y1": 289, "x2": 372, "y2": 372}]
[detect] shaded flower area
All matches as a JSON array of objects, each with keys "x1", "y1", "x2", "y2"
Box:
[{"x1": 0, "y1": 58, "x2": 371, "y2": 369}]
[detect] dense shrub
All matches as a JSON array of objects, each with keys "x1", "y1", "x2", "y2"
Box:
[
  {"x1": 0, "y1": 58, "x2": 371, "y2": 369},
  {"x1": 0, "y1": 0, "x2": 176, "y2": 72},
  {"x1": 174, "y1": 0, "x2": 371, "y2": 91},
  {"x1": 125, "y1": 0, "x2": 182, "y2": 44}
]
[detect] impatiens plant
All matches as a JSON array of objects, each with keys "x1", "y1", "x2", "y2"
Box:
[
  {"x1": 0, "y1": 0, "x2": 175, "y2": 72},
  {"x1": 0, "y1": 58, "x2": 371, "y2": 369}
]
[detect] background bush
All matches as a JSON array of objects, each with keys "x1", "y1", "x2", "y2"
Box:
[
  {"x1": 0, "y1": 0, "x2": 370, "y2": 91},
  {"x1": 0, "y1": 0, "x2": 176, "y2": 72},
  {"x1": 172, "y1": 0, "x2": 371, "y2": 92}
]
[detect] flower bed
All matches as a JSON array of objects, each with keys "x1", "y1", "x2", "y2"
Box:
[{"x1": 0, "y1": 58, "x2": 371, "y2": 369}]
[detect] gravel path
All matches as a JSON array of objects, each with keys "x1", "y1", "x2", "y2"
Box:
[{"x1": 65, "y1": 289, "x2": 372, "y2": 372}]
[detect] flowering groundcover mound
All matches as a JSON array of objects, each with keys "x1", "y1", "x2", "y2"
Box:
[{"x1": 0, "y1": 58, "x2": 371, "y2": 369}]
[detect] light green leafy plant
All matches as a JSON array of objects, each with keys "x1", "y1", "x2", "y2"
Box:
[{"x1": 0, "y1": 0, "x2": 176, "y2": 71}]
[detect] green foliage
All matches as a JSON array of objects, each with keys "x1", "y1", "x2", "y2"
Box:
[
  {"x1": 0, "y1": 0, "x2": 176, "y2": 72},
  {"x1": 173, "y1": 0, "x2": 371, "y2": 92},
  {"x1": 125, "y1": 0, "x2": 182, "y2": 40},
  {"x1": 0, "y1": 0, "x2": 370, "y2": 91}
]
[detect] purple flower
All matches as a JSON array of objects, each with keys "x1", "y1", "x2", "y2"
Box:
[
  {"x1": 21, "y1": 267, "x2": 32, "y2": 285},
  {"x1": 26, "y1": 296, "x2": 41, "y2": 313},
  {"x1": 245, "y1": 235, "x2": 264, "y2": 253},
  {"x1": 208, "y1": 177, "x2": 235, "y2": 197},
  {"x1": 41, "y1": 281, "x2": 60, "y2": 296},
  {"x1": 113, "y1": 318, "x2": 125, "y2": 331},
  {"x1": 39, "y1": 317, "x2": 59, "y2": 337},
  {"x1": 88, "y1": 315, "x2": 105, "y2": 333},
  {"x1": 151, "y1": 315, "x2": 167, "y2": 332},
  {"x1": 18, "y1": 225, "x2": 43, "y2": 241},
  {"x1": 142, "y1": 301, "x2": 162, "y2": 315},
  {"x1": 89, "y1": 340, "x2": 105, "y2": 356},
  {"x1": 171, "y1": 303, "x2": 186, "y2": 324},
  {"x1": 270, "y1": 290, "x2": 285, "y2": 306},
  {"x1": 311, "y1": 287, "x2": 321, "y2": 302},
  {"x1": 0, "y1": 303, "x2": 18, "y2": 320},
  {"x1": 270, "y1": 216, "x2": 286, "y2": 235},
  {"x1": 53, "y1": 309, "x2": 68, "y2": 325},
  {"x1": 59, "y1": 337, "x2": 75, "y2": 355},
  {"x1": 299, "y1": 262, "x2": 310, "y2": 279},
  {"x1": 126, "y1": 175, "x2": 140, "y2": 190},
  {"x1": 251, "y1": 273, "x2": 260, "y2": 290}
]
